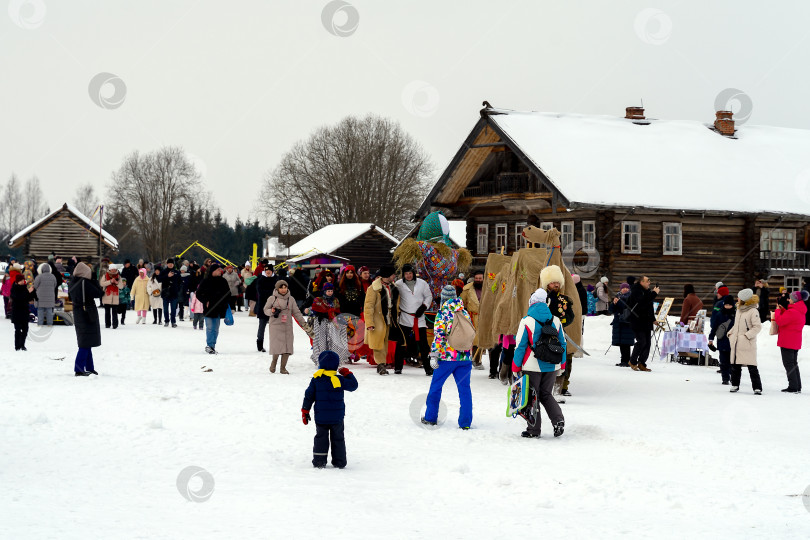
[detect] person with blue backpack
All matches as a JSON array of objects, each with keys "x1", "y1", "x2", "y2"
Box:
[
  {"x1": 301, "y1": 350, "x2": 359, "y2": 469},
  {"x1": 512, "y1": 288, "x2": 566, "y2": 439}
]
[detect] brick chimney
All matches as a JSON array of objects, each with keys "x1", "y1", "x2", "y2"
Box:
[
  {"x1": 714, "y1": 110, "x2": 736, "y2": 136},
  {"x1": 625, "y1": 106, "x2": 645, "y2": 120}
]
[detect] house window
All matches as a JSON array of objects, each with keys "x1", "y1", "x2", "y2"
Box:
[
  {"x1": 582, "y1": 221, "x2": 596, "y2": 251},
  {"x1": 622, "y1": 221, "x2": 641, "y2": 254},
  {"x1": 476, "y1": 224, "x2": 489, "y2": 254},
  {"x1": 663, "y1": 222, "x2": 682, "y2": 255},
  {"x1": 540, "y1": 221, "x2": 553, "y2": 231},
  {"x1": 761, "y1": 229, "x2": 796, "y2": 254},
  {"x1": 515, "y1": 222, "x2": 527, "y2": 249},
  {"x1": 495, "y1": 223, "x2": 508, "y2": 252},
  {"x1": 786, "y1": 276, "x2": 802, "y2": 292},
  {"x1": 561, "y1": 221, "x2": 574, "y2": 249}
]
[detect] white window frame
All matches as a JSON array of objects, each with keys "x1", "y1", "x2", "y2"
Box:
[
  {"x1": 662, "y1": 222, "x2": 682, "y2": 255},
  {"x1": 561, "y1": 221, "x2": 574, "y2": 249},
  {"x1": 476, "y1": 224, "x2": 489, "y2": 255},
  {"x1": 785, "y1": 276, "x2": 802, "y2": 292},
  {"x1": 540, "y1": 221, "x2": 553, "y2": 231},
  {"x1": 621, "y1": 221, "x2": 641, "y2": 254},
  {"x1": 515, "y1": 222, "x2": 527, "y2": 249},
  {"x1": 495, "y1": 223, "x2": 508, "y2": 252},
  {"x1": 582, "y1": 220, "x2": 596, "y2": 252}
]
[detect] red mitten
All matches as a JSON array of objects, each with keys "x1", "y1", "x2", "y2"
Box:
[
  {"x1": 301, "y1": 409, "x2": 311, "y2": 425},
  {"x1": 338, "y1": 367, "x2": 352, "y2": 377},
  {"x1": 511, "y1": 362, "x2": 522, "y2": 373}
]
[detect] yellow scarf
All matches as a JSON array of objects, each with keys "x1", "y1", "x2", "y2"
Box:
[{"x1": 313, "y1": 370, "x2": 341, "y2": 388}]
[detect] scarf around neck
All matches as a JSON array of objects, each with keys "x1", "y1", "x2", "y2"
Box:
[{"x1": 313, "y1": 370, "x2": 341, "y2": 388}]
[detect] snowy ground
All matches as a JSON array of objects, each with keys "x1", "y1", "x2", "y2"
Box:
[{"x1": 2, "y1": 310, "x2": 810, "y2": 539}]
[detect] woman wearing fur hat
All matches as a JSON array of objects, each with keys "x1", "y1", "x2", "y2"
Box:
[
  {"x1": 309, "y1": 283, "x2": 349, "y2": 366},
  {"x1": 100, "y1": 267, "x2": 123, "y2": 329},
  {"x1": 773, "y1": 289, "x2": 808, "y2": 393},
  {"x1": 264, "y1": 279, "x2": 309, "y2": 373},
  {"x1": 422, "y1": 285, "x2": 474, "y2": 429},
  {"x1": 727, "y1": 288, "x2": 763, "y2": 394},
  {"x1": 68, "y1": 262, "x2": 104, "y2": 375}
]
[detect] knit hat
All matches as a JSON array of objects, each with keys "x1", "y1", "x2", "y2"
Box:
[
  {"x1": 245, "y1": 261, "x2": 251, "y2": 267},
  {"x1": 14, "y1": 273, "x2": 25, "y2": 283},
  {"x1": 738, "y1": 288, "x2": 754, "y2": 302},
  {"x1": 571, "y1": 274, "x2": 581, "y2": 284},
  {"x1": 715, "y1": 281, "x2": 724, "y2": 290},
  {"x1": 166, "y1": 258, "x2": 175, "y2": 265},
  {"x1": 620, "y1": 282, "x2": 630, "y2": 290},
  {"x1": 180, "y1": 265, "x2": 188, "y2": 272},
  {"x1": 358, "y1": 266, "x2": 369, "y2": 274},
  {"x1": 139, "y1": 268, "x2": 147, "y2": 277},
  {"x1": 322, "y1": 283, "x2": 334, "y2": 292},
  {"x1": 529, "y1": 288, "x2": 548, "y2": 306},
  {"x1": 717, "y1": 286, "x2": 729, "y2": 297},
  {"x1": 586, "y1": 284, "x2": 595, "y2": 292},
  {"x1": 209, "y1": 262, "x2": 221, "y2": 272},
  {"x1": 275, "y1": 279, "x2": 289, "y2": 290},
  {"x1": 343, "y1": 265, "x2": 355, "y2": 273},
  {"x1": 440, "y1": 285, "x2": 457, "y2": 305},
  {"x1": 791, "y1": 290, "x2": 810, "y2": 302},
  {"x1": 600, "y1": 276, "x2": 609, "y2": 284},
  {"x1": 317, "y1": 350, "x2": 340, "y2": 371}
]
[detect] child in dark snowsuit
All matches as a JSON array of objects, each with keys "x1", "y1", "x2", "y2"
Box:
[{"x1": 302, "y1": 350, "x2": 358, "y2": 469}]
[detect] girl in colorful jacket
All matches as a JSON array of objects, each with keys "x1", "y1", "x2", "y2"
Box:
[{"x1": 422, "y1": 286, "x2": 474, "y2": 429}]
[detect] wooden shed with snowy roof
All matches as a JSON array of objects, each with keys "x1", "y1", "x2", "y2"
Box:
[
  {"x1": 8, "y1": 203, "x2": 119, "y2": 264},
  {"x1": 415, "y1": 103, "x2": 810, "y2": 307},
  {"x1": 285, "y1": 223, "x2": 399, "y2": 276}
]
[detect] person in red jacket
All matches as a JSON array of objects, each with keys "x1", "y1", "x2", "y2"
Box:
[{"x1": 774, "y1": 290, "x2": 808, "y2": 393}]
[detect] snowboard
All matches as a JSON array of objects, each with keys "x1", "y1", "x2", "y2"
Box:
[{"x1": 506, "y1": 374, "x2": 529, "y2": 417}]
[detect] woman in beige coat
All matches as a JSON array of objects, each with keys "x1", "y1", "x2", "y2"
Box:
[
  {"x1": 727, "y1": 288, "x2": 763, "y2": 394},
  {"x1": 263, "y1": 280, "x2": 308, "y2": 374},
  {"x1": 130, "y1": 268, "x2": 150, "y2": 324}
]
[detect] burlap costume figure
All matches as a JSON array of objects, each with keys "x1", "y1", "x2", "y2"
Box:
[
  {"x1": 478, "y1": 227, "x2": 583, "y2": 351},
  {"x1": 476, "y1": 254, "x2": 511, "y2": 350}
]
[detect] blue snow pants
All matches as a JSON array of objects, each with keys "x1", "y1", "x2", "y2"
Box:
[{"x1": 424, "y1": 360, "x2": 473, "y2": 428}]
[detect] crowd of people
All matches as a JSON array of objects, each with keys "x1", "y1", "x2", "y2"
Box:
[{"x1": 3, "y1": 251, "x2": 810, "y2": 463}]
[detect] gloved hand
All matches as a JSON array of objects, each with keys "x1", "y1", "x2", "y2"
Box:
[
  {"x1": 338, "y1": 367, "x2": 352, "y2": 377},
  {"x1": 415, "y1": 305, "x2": 427, "y2": 318},
  {"x1": 301, "y1": 409, "x2": 311, "y2": 425},
  {"x1": 430, "y1": 352, "x2": 439, "y2": 370}
]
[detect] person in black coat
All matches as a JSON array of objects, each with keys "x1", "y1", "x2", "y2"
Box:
[
  {"x1": 159, "y1": 258, "x2": 182, "y2": 327},
  {"x1": 754, "y1": 279, "x2": 770, "y2": 323},
  {"x1": 609, "y1": 282, "x2": 635, "y2": 366},
  {"x1": 255, "y1": 266, "x2": 278, "y2": 352},
  {"x1": 120, "y1": 259, "x2": 138, "y2": 308},
  {"x1": 301, "y1": 350, "x2": 359, "y2": 469},
  {"x1": 286, "y1": 268, "x2": 308, "y2": 308},
  {"x1": 625, "y1": 276, "x2": 660, "y2": 371},
  {"x1": 68, "y1": 262, "x2": 105, "y2": 376},
  {"x1": 10, "y1": 274, "x2": 36, "y2": 350},
  {"x1": 195, "y1": 263, "x2": 231, "y2": 354},
  {"x1": 708, "y1": 294, "x2": 736, "y2": 384}
]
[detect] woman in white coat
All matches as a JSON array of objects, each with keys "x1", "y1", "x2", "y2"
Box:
[
  {"x1": 146, "y1": 269, "x2": 163, "y2": 325},
  {"x1": 727, "y1": 288, "x2": 763, "y2": 394}
]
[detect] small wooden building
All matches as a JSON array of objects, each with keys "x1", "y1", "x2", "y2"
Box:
[
  {"x1": 8, "y1": 203, "x2": 118, "y2": 264},
  {"x1": 415, "y1": 104, "x2": 810, "y2": 309},
  {"x1": 286, "y1": 223, "x2": 399, "y2": 276}
]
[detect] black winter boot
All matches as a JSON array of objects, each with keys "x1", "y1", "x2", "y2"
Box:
[{"x1": 257, "y1": 339, "x2": 266, "y2": 353}]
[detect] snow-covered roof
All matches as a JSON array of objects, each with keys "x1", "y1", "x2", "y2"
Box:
[
  {"x1": 287, "y1": 224, "x2": 399, "y2": 257},
  {"x1": 448, "y1": 220, "x2": 467, "y2": 248},
  {"x1": 9, "y1": 203, "x2": 119, "y2": 249},
  {"x1": 487, "y1": 110, "x2": 810, "y2": 216}
]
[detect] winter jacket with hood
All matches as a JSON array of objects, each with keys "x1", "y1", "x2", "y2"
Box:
[
  {"x1": 728, "y1": 296, "x2": 762, "y2": 366},
  {"x1": 774, "y1": 300, "x2": 807, "y2": 350},
  {"x1": 709, "y1": 296, "x2": 736, "y2": 352},
  {"x1": 33, "y1": 263, "x2": 58, "y2": 308},
  {"x1": 68, "y1": 262, "x2": 104, "y2": 349},
  {"x1": 130, "y1": 271, "x2": 151, "y2": 311},
  {"x1": 513, "y1": 301, "x2": 567, "y2": 373},
  {"x1": 301, "y1": 351, "x2": 359, "y2": 425},
  {"x1": 223, "y1": 269, "x2": 241, "y2": 296},
  {"x1": 431, "y1": 297, "x2": 473, "y2": 361}
]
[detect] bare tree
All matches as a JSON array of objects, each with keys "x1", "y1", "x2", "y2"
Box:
[
  {"x1": 22, "y1": 175, "x2": 49, "y2": 225},
  {"x1": 72, "y1": 183, "x2": 100, "y2": 217},
  {"x1": 258, "y1": 115, "x2": 433, "y2": 237},
  {"x1": 108, "y1": 146, "x2": 208, "y2": 261},
  {"x1": 1, "y1": 173, "x2": 24, "y2": 237}
]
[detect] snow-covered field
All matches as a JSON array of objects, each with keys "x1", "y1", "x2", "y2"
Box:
[{"x1": 2, "y1": 311, "x2": 810, "y2": 539}]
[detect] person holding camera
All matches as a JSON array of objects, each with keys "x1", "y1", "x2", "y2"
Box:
[
  {"x1": 263, "y1": 279, "x2": 309, "y2": 374},
  {"x1": 626, "y1": 276, "x2": 659, "y2": 371},
  {"x1": 100, "y1": 266, "x2": 123, "y2": 329}
]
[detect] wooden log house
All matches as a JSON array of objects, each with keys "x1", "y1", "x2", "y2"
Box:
[
  {"x1": 8, "y1": 203, "x2": 119, "y2": 265},
  {"x1": 414, "y1": 103, "x2": 810, "y2": 310}
]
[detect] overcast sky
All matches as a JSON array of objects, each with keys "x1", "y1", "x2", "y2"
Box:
[{"x1": 2, "y1": 0, "x2": 809, "y2": 226}]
